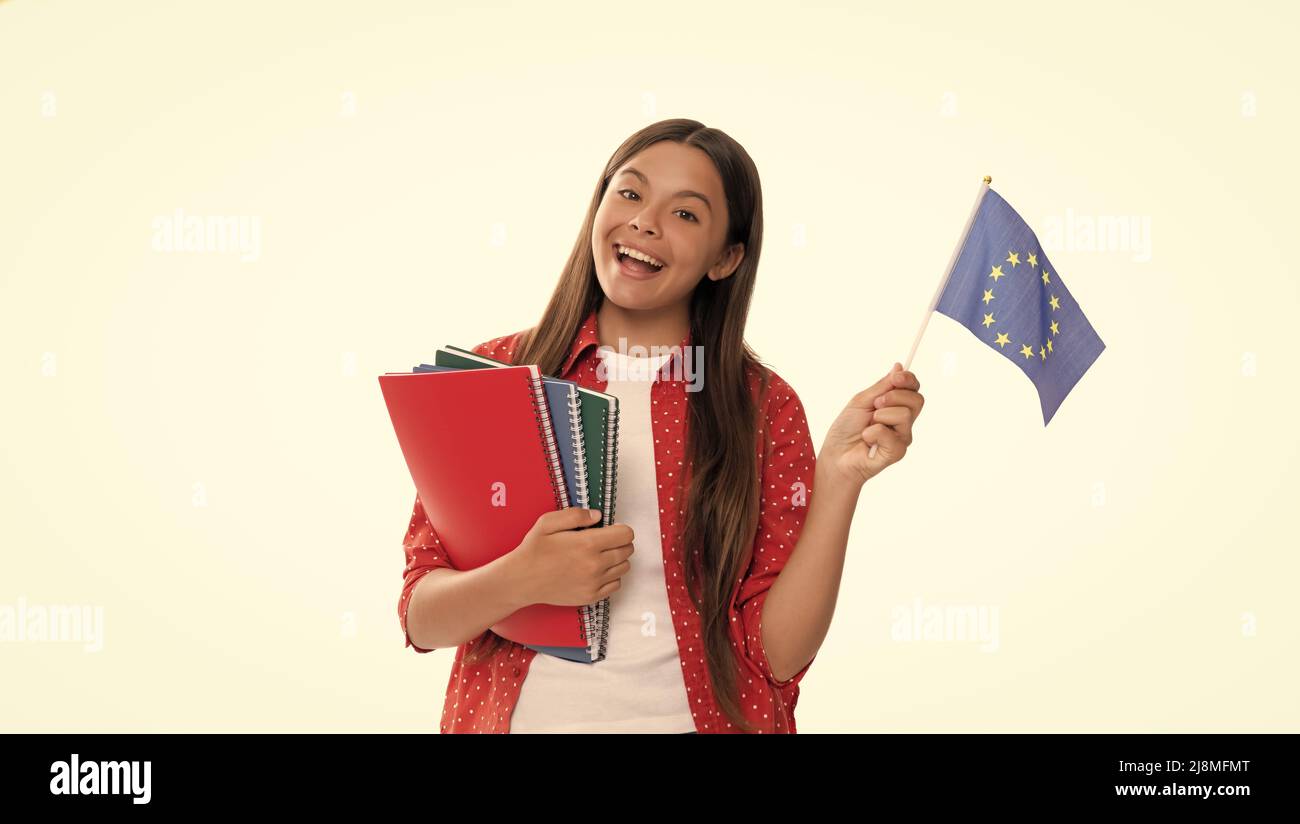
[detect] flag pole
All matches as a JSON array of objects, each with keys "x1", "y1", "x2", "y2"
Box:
[{"x1": 869, "y1": 175, "x2": 992, "y2": 459}]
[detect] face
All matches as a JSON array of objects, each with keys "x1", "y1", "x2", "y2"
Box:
[{"x1": 591, "y1": 141, "x2": 744, "y2": 311}]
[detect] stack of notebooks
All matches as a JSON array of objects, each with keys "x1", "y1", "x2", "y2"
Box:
[{"x1": 378, "y1": 345, "x2": 620, "y2": 663}]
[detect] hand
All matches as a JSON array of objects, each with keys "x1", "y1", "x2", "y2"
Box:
[
  {"x1": 821, "y1": 363, "x2": 924, "y2": 486},
  {"x1": 508, "y1": 508, "x2": 635, "y2": 607}
]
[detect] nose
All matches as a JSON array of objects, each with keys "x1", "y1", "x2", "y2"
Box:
[{"x1": 629, "y1": 213, "x2": 659, "y2": 237}]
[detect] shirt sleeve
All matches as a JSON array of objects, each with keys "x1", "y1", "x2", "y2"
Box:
[
  {"x1": 398, "y1": 493, "x2": 456, "y2": 653},
  {"x1": 732, "y1": 373, "x2": 819, "y2": 689}
]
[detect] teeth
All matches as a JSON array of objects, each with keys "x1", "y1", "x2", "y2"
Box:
[{"x1": 617, "y1": 245, "x2": 664, "y2": 268}]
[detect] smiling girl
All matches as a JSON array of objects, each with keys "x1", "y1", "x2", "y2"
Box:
[{"x1": 398, "y1": 118, "x2": 924, "y2": 733}]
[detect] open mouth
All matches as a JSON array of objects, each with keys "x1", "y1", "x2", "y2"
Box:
[{"x1": 613, "y1": 243, "x2": 666, "y2": 275}]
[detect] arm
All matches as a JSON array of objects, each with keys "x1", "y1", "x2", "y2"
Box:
[
  {"x1": 753, "y1": 464, "x2": 860, "y2": 684},
  {"x1": 733, "y1": 377, "x2": 828, "y2": 688},
  {"x1": 399, "y1": 494, "x2": 532, "y2": 651},
  {"x1": 733, "y1": 374, "x2": 821, "y2": 681},
  {"x1": 744, "y1": 365, "x2": 924, "y2": 684}
]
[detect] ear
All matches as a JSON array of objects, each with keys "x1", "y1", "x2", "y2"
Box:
[{"x1": 707, "y1": 242, "x2": 745, "y2": 282}]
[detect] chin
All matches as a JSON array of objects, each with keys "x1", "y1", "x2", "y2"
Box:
[{"x1": 602, "y1": 283, "x2": 650, "y2": 309}]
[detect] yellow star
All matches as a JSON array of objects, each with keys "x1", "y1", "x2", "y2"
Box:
[
  {"x1": 1050, "y1": 320, "x2": 1060, "y2": 335},
  {"x1": 1046, "y1": 338, "x2": 1053, "y2": 353},
  {"x1": 1039, "y1": 344, "x2": 1046, "y2": 361},
  {"x1": 982, "y1": 313, "x2": 996, "y2": 328},
  {"x1": 1019, "y1": 344, "x2": 1034, "y2": 359},
  {"x1": 989, "y1": 265, "x2": 1005, "y2": 282},
  {"x1": 982, "y1": 289, "x2": 995, "y2": 305},
  {"x1": 1005, "y1": 251, "x2": 1020, "y2": 267},
  {"x1": 1041, "y1": 269, "x2": 1052, "y2": 286},
  {"x1": 1027, "y1": 252, "x2": 1038, "y2": 267},
  {"x1": 1049, "y1": 294, "x2": 1061, "y2": 310},
  {"x1": 994, "y1": 332, "x2": 1011, "y2": 348}
]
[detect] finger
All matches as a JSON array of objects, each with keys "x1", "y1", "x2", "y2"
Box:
[
  {"x1": 601, "y1": 558, "x2": 632, "y2": 582},
  {"x1": 543, "y1": 507, "x2": 605, "y2": 533},
  {"x1": 857, "y1": 421, "x2": 909, "y2": 460},
  {"x1": 862, "y1": 422, "x2": 907, "y2": 459},
  {"x1": 600, "y1": 542, "x2": 635, "y2": 561},
  {"x1": 588, "y1": 523, "x2": 635, "y2": 550},
  {"x1": 873, "y1": 388, "x2": 924, "y2": 413},
  {"x1": 867, "y1": 406, "x2": 914, "y2": 444},
  {"x1": 595, "y1": 579, "x2": 622, "y2": 600},
  {"x1": 889, "y1": 369, "x2": 920, "y2": 391}
]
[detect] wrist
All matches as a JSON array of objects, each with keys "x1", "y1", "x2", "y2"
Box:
[
  {"x1": 491, "y1": 547, "x2": 534, "y2": 612},
  {"x1": 815, "y1": 462, "x2": 865, "y2": 503}
]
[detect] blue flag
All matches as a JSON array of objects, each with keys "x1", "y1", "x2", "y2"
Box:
[{"x1": 935, "y1": 189, "x2": 1105, "y2": 425}]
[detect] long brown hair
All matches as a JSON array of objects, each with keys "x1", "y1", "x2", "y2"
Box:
[{"x1": 465, "y1": 118, "x2": 772, "y2": 731}]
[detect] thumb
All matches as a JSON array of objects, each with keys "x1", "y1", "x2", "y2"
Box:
[
  {"x1": 850, "y1": 363, "x2": 904, "y2": 409},
  {"x1": 540, "y1": 506, "x2": 603, "y2": 533}
]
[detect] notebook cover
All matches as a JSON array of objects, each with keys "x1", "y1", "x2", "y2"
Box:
[
  {"x1": 418, "y1": 362, "x2": 588, "y2": 510},
  {"x1": 435, "y1": 346, "x2": 617, "y2": 525},
  {"x1": 378, "y1": 366, "x2": 589, "y2": 648},
  {"x1": 578, "y1": 385, "x2": 619, "y2": 637}
]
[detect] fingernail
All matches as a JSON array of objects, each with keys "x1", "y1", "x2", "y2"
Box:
[{"x1": 589, "y1": 509, "x2": 601, "y2": 521}]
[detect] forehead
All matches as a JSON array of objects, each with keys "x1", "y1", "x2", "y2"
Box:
[{"x1": 614, "y1": 142, "x2": 725, "y2": 201}]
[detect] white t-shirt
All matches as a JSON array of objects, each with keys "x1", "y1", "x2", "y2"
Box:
[{"x1": 509, "y1": 347, "x2": 695, "y2": 733}]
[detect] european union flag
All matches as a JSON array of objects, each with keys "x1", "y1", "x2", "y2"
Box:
[{"x1": 935, "y1": 188, "x2": 1105, "y2": 425}]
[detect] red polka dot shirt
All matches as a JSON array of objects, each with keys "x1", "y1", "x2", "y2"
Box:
[{"x1": 397, "y1": 307, "x2": 818, "y2": 733}]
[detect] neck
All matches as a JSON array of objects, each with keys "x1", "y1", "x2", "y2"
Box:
[{"x1": 596, "y1": 300, "x2": 689, "y2": 355}]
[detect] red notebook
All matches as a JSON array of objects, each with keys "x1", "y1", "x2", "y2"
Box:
[{"x1": 378, "y1": 365, "x2": 591, "y2": 648}]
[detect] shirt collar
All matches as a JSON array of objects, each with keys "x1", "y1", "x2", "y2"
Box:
[{"x1": 560, "y1": 306, "x2": 694, "y2": 378}]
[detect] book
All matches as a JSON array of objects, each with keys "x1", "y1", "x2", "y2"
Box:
[
  {"x1": 412, "y1": 363, "x2": 604, "y2": 663},
  {"x1": 432, "y1": 345, "x2": 622, "y2": 642},
  {"x1": 418, "y1": 359, "x2": 590, "y2": 514},
  {"x1": 378, "y1": 365, "x2": 602, "y2": 658}
]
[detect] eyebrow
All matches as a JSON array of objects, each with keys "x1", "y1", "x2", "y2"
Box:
[{"x1": 616, "y1": 167, "x2": 713, "y2": 213}]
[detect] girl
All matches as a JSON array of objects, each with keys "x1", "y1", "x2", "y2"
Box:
[{"x1": 398, "y1": 119, "x2": 925, "y2": 733}]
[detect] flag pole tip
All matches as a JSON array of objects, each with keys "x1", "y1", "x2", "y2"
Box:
[{"x1": 983, "y1": 175, "x2": 992, "y2": 184}]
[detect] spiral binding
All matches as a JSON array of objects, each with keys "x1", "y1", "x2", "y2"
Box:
[
  {"x1": 566, "y1": 388, "x2": 602, "y2": 660},
  {"x1": 569, "y1": 392, "x2": 590, "y2": 511},
  {"x1": 527, "y1": 368, "x2": 594, "y2": 654},
  {"x1": 588, "y1": 401, "x2": 620, "y2": 662},
  {"x1": 527, "y1": 371, "x2": 569, "y2": 511},
  {"x1": 604, "y1": 402, "x2": 620, "y2": 527},
  {"x1": 578, "y1": 599, "x2": 599, "y2": 659}
]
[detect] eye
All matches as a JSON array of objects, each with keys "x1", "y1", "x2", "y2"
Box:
[{"x1": 616, "y1": 190, "x2": 698, "y2": 223}]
